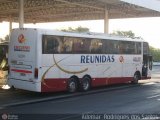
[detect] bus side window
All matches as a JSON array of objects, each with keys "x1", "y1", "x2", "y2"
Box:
[
  {"x1": 63, "y1": 37, "x2": 73, "y2": 53},
  {"x1": 73, "y1": 38, "x2": 83, "y2": 53},
  {"x1": 107, "y1": 40, "x2": 113, "y2": 54},
  {"x1": 73, "y1": 38, "x2": 90, "y2": 54},
  {"x1": 143, "y1": 42, "x2": 149, "y2": 54},
  {"x1": 119, "y1": 41, "x2": 125, "y2": 54},
  {"x1": 42, "y1": 35, "x2": 62, "y2": 54},
  {"x1": 135, "y1": 42, "x2": 141, "y2": 54},
  {"x1": 119, "y1": 41, "x2": 138, "y2": 54},
  {"x1": 90, "y1": 39, "x2": 103, "y2": 54},
  {"x1": 125, "y1": 41, "x2": 135, "y2": 54},
  {"x1": 81, "y1": 38, "x2": 91, "y2": 53}
]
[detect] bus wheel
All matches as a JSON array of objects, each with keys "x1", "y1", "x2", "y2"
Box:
[
  {"x1": 80, "y1": 76, "x2": 91, "y2": 91},
  {"x1": 67, "y1": 77, "x2": 78, "y2": 93},
  {"x1": 132, "y1": 72, "x2": 139, "y2": 84},
  {"x1": 8, "y1": 86, "x2": 16, "y2": 91}
]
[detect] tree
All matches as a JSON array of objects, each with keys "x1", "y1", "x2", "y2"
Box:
[
  {"x1": 61, "y1": 26, "x2": 90, "y2": 33},
  {"x1": 4, "y1": 35, "x2": 9, "y2": 42},
  {"x1": 111, "y1": 30, "x2": 141, "y2": 39},
  {"x1": 149, "y1": 46, "x2": 160, "y2": 62},
  {"x1": 0, "y1": 35, "x2": 9, "y2": 42},
  {"x1": 0, "y1": 38, "x2": 3, "y2": 43}
]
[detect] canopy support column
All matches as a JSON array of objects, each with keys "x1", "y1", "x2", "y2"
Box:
[
  {"x1": 9, "y1": 17, "x2": 12, "y2": 35},
  {"x1": 19, "y1": 0, "x2": 24, "y2": 28},
  {"x1": 104, "y1": 8, "x2": 109, "y2": 34}
]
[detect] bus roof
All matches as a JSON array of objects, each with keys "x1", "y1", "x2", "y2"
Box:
[{"x1": 12, "y1": 28, "x2": 146, "y2": 43}]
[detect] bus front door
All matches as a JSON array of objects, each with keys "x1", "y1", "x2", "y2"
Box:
[
  {"x1": 142, "y1": 55, "x2": 148, "y2": 77},
  {"x1": 142, "y1": 55, "x2": 152, "y2": 78}
]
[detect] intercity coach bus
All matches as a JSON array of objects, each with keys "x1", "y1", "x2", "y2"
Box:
[{"x1": 8, "y1": 28, "x2": 152, "y2": 92}]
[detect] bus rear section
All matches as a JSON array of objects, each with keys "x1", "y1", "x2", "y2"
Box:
[{"x1": 8, "y1": 28, "x2": 40, "y2": 92}]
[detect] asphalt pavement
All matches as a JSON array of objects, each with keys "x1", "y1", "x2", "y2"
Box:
[
  {"x1": 0, "y1": 80, "x2": 160, "y2": 120},
  {"x1": 1, "y1": 81, "x2": 160, "y2": 114}
]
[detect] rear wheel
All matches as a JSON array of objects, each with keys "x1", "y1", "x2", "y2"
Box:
[
  {"x1": 67, "y1": 77, "x2": 78, "y2": 93},
  {"x1": 80, "y1": 76, "x2": 91, "y2": 91},
  {"x1": 8, "y1": 86, "x2": 16, "y2": 91},
  {"x1": 132, "y1": 72, "x2": 140, "y2": 84}
]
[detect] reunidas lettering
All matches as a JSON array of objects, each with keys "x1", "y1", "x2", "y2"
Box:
[{"x1": 81, "y1": 55, "x2": 115, "y2": 63}]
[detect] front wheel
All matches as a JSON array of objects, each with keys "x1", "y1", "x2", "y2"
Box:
[{"x1": 67, "y1": 78, "x2": 78, "y2": 93}]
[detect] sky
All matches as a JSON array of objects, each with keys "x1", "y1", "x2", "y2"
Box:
[{"x1": 0, "y1": 17, "x2": 160, "y2": 48}]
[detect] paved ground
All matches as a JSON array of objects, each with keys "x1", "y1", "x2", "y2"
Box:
[{"x1": 0, "y1": 80, "x2": 160, "y2": 120}]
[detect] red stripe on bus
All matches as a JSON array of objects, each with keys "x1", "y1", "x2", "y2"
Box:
[
  {"x1": 41, "y1": 77, "x2": 132, "y2": 92},
  {"x1": 41, "y1": 76, "x2": 151, "y2": 92},
  {"x1": 11, "y1": 69, "x2": 32, "y2": 73}
]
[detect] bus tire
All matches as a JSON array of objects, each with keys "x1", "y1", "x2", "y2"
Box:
[
  {"x1": 67, "y1": 77, "x2": 78, "y2": 93},
  {"x1": 9, "y1": 86, "x2": 16, "y2": 91},
  {"x1": 132, "y1": 72, "x2": 140, "y2": 84},
  {"x1": 80, "y1": 76, "x2": 91, "y2": 92}
]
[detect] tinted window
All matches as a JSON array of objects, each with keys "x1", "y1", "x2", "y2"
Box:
[
  {"x1": 106, "y1": 40, "x2": 119, "y2": 54},
  {"x1": 42, "y1": 35, "x2": 141, "y2": 54},
  {"x1": 73, "y1": 37, "x2": 90, "y2": 53},
  {"x1": 143, "y1": 42, "x2": 149, "y2": 54},
  {"x1": 63, "y1": 37, "x2": 73, "y2": 53},
  {"x1": 42, "y1": 35, "x2": 91, "y2": 54},
  {"x1": 42, "y1": 35, "x2": 63, "y2": 54},
  {"x1": 117, "y1": 41, "x2": 141, "y2": 54},
  {"x1": 135, "y1": 42, "x2": 141, "y2": 54},
  {"x1": 90, "y1": 39, "x2": 104, "y2": 53},
  {"x1": 119, "y1": 41, "x2": 136, "y2": 54}
]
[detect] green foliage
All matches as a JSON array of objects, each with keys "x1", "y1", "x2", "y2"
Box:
[
  {"x1": 111, "y1": 30, "x2": 141, "y2": 39},
  {"x1": 0, "y1": 35, "x2": 9, "y2": 42},
  {"x1": 112, "y1": 30, "x2": 135, "y2": 38},
  {"x1": 4, "y1": 35, "x2": 9, "y2": 42},
  {"x1": 149, "y1": 46, "x2": 160, "y2": 62},
  {"x1": 61, "y1": 26, "x2": 89, "y2": 33}
]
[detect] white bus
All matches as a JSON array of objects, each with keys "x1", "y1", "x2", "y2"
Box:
[{"x1": 8, "y1": 28, "x2": 152, "y2": 92}]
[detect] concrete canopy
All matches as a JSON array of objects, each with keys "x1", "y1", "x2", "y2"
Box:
[{"x1": 0, "y1": 0, "x2": 160, "y2": 23}]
